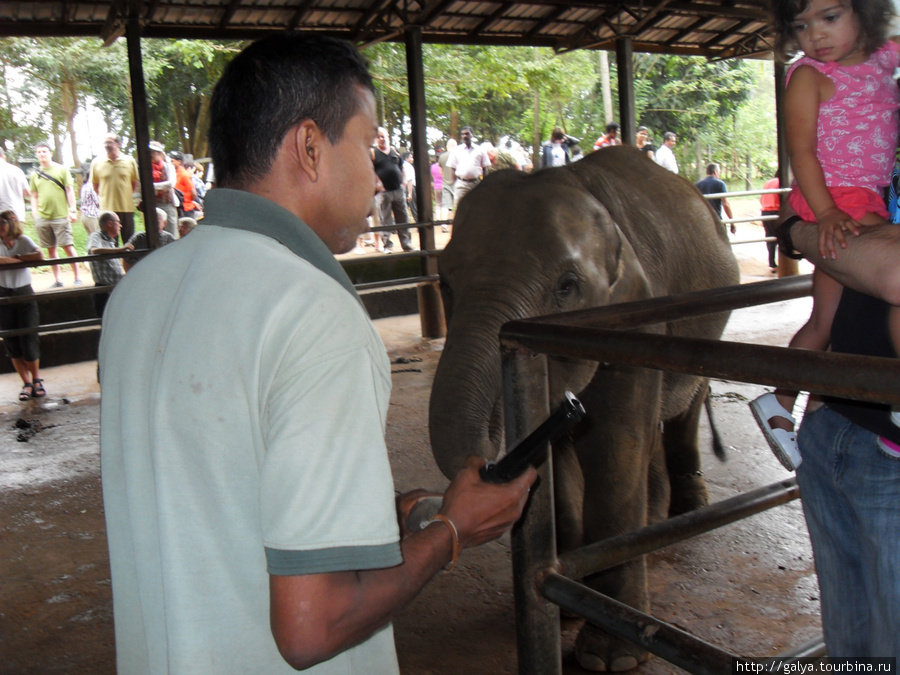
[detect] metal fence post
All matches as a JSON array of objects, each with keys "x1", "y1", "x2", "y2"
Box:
[{"x1": 503, "y1": 344, "x2": 562, "y2": 675}]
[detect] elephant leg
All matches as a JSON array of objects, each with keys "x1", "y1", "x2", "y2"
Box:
[
  {"x1": 553, "y1": 434, "x2": 585, "y2": 555},
  {"x1": 663, "y1": 379, "x2": 710, "y2": 517},
  {"x1": 572, "y1": 367, "x2": 662, "y2": 672},
  {"x1": 646, "y1": 423, "x2": 670, "y2": 524}
]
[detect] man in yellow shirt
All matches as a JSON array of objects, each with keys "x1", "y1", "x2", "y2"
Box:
[{"x1": 90, "y1": 134, "x2": 138, "y2": 243}]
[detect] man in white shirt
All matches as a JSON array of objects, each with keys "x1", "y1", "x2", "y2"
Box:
[
  {"x1": 447, "y1": 126, "x2": 490, "y2": 204},
  {"x1": 99, "y1": 33, "x2": 535, "y2": 675},
  {"x1": 0, "y1": 148, "x2": 29, "y2": 222},
  {"x1": 402, "y1": 151, "x2": 417, "y2": 222},
  {"x1": 655, "y1": 132, "x2": 679, "y2": 174}
]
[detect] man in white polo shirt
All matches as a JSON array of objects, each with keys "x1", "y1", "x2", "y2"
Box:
[
  {"x1": 446, "y1": 125, "x2": 490, "y2": 205},
  {"x1": 99, "y1": 33, "x2": 535, "y2": 675}
]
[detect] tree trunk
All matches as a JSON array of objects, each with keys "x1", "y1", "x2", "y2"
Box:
[
  {"x1": 532, "y1": 87, "x2": 540, "y2": 169},
  {"x1": 192, "y1": 95, "x2": 212, "y2": 159},
  {"x1": 695, "y1": 139, "x2": 703, "y2": 181},
  {"x1": 449, "y1": 111, "x2": 459, "y2": 142},
  {"x1": 60, "y1": 78, "x2": 80, "y2": 167},
  {"x1": 599, "y1": 50, "x2": 613, "y2": 125}
]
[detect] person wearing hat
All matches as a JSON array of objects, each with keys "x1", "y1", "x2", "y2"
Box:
[
  {"x1": 90, "y1": 133, "x2": 138, "y2": 244},
  {"x1": 150, "y1": 142, "x2": 178, "y2": 236},
  {"x1": 169, "y1": 151, "x2": 199, "y2": 219}
]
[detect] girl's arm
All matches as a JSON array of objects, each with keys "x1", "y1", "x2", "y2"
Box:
[{"x1": 784, "y1": 64, "x2": 859, "y2": 259}]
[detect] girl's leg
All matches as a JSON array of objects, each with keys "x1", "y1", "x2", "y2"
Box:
[
  {"x1": 765, "y1": 269, "x2": 844, "y2": 430},
  {"x1": 10, "y1": 357, "x2": 31, "y2": 386},
  {"x1": 26, "y1": 360, "x2": 41, "y2": 384}
]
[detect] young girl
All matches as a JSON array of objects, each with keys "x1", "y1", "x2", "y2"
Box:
[{"x1": 750, "y1": 0, "x2": 900, "y2": 470}]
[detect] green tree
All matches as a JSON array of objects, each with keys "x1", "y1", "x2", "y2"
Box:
[
  {"x1": 141, "y1": 39, "x2": 244, "y2": 158},
  {"x1": 633, "y1": 54, "x2": 757, "y2": 175}
]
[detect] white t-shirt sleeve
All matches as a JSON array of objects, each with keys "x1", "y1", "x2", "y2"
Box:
[{"x1": 260, "y1": 301, "x2": 401, "y2": 575}]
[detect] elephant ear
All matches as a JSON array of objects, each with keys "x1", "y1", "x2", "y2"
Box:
[{"x1": 608, "y1": 221, "x2": 652, "y2": 304}]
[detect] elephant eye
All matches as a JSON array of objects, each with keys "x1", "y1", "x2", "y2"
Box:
[{"x1": 554, "y1": 273, "x2": 580, "y2": 305}]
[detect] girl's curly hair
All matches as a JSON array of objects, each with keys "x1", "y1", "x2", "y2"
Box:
[{"x1": 772, "y1": 0, "x2": 894, "y2": 62}]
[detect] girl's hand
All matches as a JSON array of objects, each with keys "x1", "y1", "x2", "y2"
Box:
[{"x1": 816, "y1": 207, "x2": 860, "y2": 259}]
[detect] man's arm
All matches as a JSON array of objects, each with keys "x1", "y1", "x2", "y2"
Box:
[
  {"x1": 66, "y1": 186, "x2": 77, "y2": 222},
  {"x1": 0, "y1": 249, "x2": 42, "y2": 265},
  {"x1": 721, "y1": 196, "x2": 733, "y2": 220},
  {"x1": 790, "y1": 220, "x2": 900, "y2": 306},
  {"x1": 89, "y1": 244, "x2": 133, "y2": 255},
  {"x1": 269, "y1": 457, "x2": 535, "y2": 670},
  {"x1": 446, "y1": 152, "x2": 457, "y2": 183},
  {"x1": 154, "y1": 163, "x2": 175, "y2": 191}
]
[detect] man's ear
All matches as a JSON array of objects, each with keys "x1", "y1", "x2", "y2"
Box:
[{"x1": 292, "y1": 120, "x2": 322, "y2": 182}]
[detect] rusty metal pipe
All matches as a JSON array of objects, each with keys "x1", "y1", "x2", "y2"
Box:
[
  {"x1": 505, "y1": 276, "x2": 812, "y2": 331},
  {"x1": 558, "y1": 479, "x2": 799, "y2": 580},
  {"x1": 500, "y1": 326, "x2": 900, "y2": 407},
  {"x1": 504, "y1": 347, "x2": 563, "y2": 675},
  {"x1": 540, "y1": 573, "x2": 737, "y2": 675}
]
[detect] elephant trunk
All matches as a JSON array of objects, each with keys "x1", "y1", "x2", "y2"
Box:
[{"x1": 429, "y1": 313, "x2": 508, "y2": 479}]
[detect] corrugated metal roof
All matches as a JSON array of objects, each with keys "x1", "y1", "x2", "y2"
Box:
[{"x1": 0, "y1": 0, "x2": 774, "y2": 59}]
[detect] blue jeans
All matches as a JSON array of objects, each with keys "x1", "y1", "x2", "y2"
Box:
[{"x1": 796, "y1": 405, "x2": 900, "y2": 656}]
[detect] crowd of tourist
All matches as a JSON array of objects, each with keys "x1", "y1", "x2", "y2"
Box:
[{"x1": 0, "y1": 138, "x2": 208, "y2": 400}]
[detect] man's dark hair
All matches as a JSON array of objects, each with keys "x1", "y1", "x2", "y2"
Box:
[
  {"x1": 209, "y1": 32, "x2": 375, "y2": 189},
  {"x1": 663, "y1": 132, "x2": 676, "y2": 142},
  {"x1": 706, "y1": 163, "x2": 719, "y2": 175},
  {"x1": 461, "y1": 126, "x2": 474, "y2": 134},
  {"x1": 35, "y1": 141, "x2": 51, "y2": 151},
  {"x1": 772, "y1": 0, "x2": 892, "y2": 62},
  {"x1": 605, "y1": 122, "x2": 620, "y2": 133}
]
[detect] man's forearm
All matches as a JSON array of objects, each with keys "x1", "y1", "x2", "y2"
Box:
[
  {"x1": 790, "y1": 221, "x2": 900, "y2": 305},
  {"x1": 269, "y1": 522, "x2": 452, "y2": 670}
]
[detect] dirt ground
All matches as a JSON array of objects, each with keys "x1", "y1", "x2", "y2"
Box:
[{"x1": 0, "y1": 215, "x2": 823, "y2": 674}]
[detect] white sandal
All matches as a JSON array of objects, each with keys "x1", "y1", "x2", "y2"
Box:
[{"x1": 749, "y1": 392, "x2": 802, "y2": 471}]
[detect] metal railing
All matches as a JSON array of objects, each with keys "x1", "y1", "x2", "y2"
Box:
[
  {"x1": 499, "y1": 276, "x2": 900, "y2": 674},
  {"x1": 701, "y1": 186, "x2": 790, "y2": 247},
  {"x1": 0, "y1": 219, "x2": 447, "y2": 339}
]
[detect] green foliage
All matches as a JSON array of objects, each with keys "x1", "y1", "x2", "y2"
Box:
[
  {"x1": 635, "y1": 54, "x2": 756, "y2": 139},
  {"x1": 0, "y1": 36, "x2": 777, "y2": 184},
  {"x1": 141, "y1": 39, "x2": 245, "y2": 157}
]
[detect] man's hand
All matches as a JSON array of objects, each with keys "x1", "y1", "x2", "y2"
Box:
[
  {"x1": 815, "y1": 206, "x2": 860, "y2": 259},
  {"x1": 439, "y1": 455, "x2": 537, "y2": 549}
]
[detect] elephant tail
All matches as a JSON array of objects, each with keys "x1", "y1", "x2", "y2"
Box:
[{"x1": 705, "y1": 388, "x2": 728, "y2": 462}]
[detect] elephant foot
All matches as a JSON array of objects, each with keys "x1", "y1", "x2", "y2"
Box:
[
  {"x1": 575, "y1": 624, "x2": 649, "y2": 672},
  {"x1": 668, "y1": 471, "x2": 709, "y2": 516}
]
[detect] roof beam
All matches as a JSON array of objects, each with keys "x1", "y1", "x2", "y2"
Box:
[
  {"x1": 416, "y1": 0, "x2": 455, "y2": 26},
  {"x1": 288, "y1": 0, "x2": 320, "y2": 29},
  {"x1": 469, "y1": 3, "x2": 514, "y2": 37},
  {"x1": 218, "y1": 0, "x2": 245, "y2": 29},
  {"x1": 100, "y1": 0, "x2": 128, "y2": 46},
  {"x1": 524, "y1": 5, "x2": 569, "y2": 39}
]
